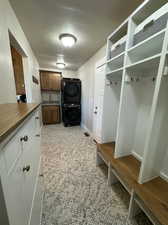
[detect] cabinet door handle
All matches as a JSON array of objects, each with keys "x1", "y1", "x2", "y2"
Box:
[
  {"x1": 20, "y1": 135, "x2": 28, "y2": 142},
  {"x1": 36, "y1": 134, "x2": 40, "y2": 137},
  {"x1": 23, "y1": 165, "x2": 30, "y2": 172}
]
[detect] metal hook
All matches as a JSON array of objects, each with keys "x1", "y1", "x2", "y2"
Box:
[{"x1": 152, "y1": 77, "x2": 156, "y2": 82}]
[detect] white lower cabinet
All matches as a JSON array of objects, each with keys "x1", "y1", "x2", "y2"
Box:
[
  {"x1": 0, "y1": 107, "x2": 43, "y2": 225},
  {"x1": 30, "y1": 174, "x2": 43, "y2": 225}
]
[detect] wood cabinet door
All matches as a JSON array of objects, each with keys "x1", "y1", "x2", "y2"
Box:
[
  {"x1": 10, "y1": 46, "x2": 25, "y2": 95},
  {"x1": 40, "y1": 71, "x2": 61, "y2": 91},
  {"x1": 42, "y1": 106, "x2": 60, "y2": 124},
  {"x1": 40, "y1": 72, "x2": 50, "y2": 90},
  {"x1": 49, "y1": 73, "x2": 61, "y2": 91}
]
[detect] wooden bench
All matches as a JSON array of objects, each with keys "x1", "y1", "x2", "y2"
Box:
[{"x1": 96, "y1": 142, "x2": 168, "y2": 225}]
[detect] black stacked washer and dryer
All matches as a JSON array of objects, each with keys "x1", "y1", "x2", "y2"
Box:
[{"x1": 61, "y1": 78, "x2": 81, "y2": 127}]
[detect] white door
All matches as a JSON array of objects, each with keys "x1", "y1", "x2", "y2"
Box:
[{"x1": 93, "y1": 59, "x2": 106, "y2": 143}]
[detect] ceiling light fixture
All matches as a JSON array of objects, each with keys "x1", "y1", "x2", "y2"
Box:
[
  {"x1": 59, "y1": 33, "x2": 77, "y2": 47},
  {"x1": 56, "y1": 62, "x2": 66, "y2": 69}
]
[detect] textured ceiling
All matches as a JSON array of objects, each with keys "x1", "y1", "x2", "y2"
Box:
[{"x1": 9, "y1": 0, "x2": 143, "y2": 70}]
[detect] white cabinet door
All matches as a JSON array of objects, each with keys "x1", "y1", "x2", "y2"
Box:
[
  {"x1": 93, "y1": 61, "x2": 106, "y2": 142},
  {"x1": 4, "y1": 156, "x2": 27, "y2": 225},
  {"x1": 21, "y1": 116, "x2": 37, "y2": 223},
  {"x1": 21, "y1": 114, "x2": 41, "y2": 223},
  {"x1": 30, "y1": 172, "x2": 43, "y2": 225},
  {"x1": 1, "y1": 128, "x2": 28, "y2": 225}
]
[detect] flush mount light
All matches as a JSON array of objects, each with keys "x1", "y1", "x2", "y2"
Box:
[
  {"x1": 59, "y1": 33, "x2": 77, "y2": 47},
  {"x1": 56, "y1": 62, "x2": 66, "y2": 69}
]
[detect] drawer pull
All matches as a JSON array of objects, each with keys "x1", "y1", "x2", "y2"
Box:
[
  {"x1": 36, "y1": 134, "x2": 40, "y2": 137},
  {"x1": 23, "y1": 165, "x2": 30, "y2": 172},
  {"x1": 20, "y1": 135, "x2": 28, "y2": 142},
  {"x1": 35, "y1": 116, "x2": 39, "y2": 120}
]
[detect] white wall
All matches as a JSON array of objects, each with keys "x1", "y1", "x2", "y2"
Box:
[
  {"x1": 40, "y1": 68, "x2": 78, "y2": 79},
  {"x1": 0, "y1": 0, "x2": 41, "y2": 104},
  {"x1": 78, "y1": 45, "x2": 106, "y2": 133}
]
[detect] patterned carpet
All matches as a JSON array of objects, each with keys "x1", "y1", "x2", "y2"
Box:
[{"x1": 41, "y1": 125, "x2": 151, "y2": 225}]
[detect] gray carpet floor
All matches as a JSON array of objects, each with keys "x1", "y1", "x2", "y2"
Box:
[{"x1": 41, "y1": 124, "x2": 151, "y2": 225}]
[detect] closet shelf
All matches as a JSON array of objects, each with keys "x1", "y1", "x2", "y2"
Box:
[
  {"x1": 107, "y1": 67, "x2": 123, "y2": 76},
  {"x1": 128, "y1": 29, "x2": 165, "y2": 62},
  {"x1": 107, "y1": 52, "x2": 125, "y2": 64},
  {"x1": 132, "y1": 0, "x2": 168, "y2": 24},
  {"x1": 126, "y1": 53, "x2": 161, "y2": 76},
  {"x1": 108, "y1": 19, "x2": 128, "y2": 43}
]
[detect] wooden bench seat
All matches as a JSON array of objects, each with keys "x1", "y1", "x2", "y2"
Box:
[
  {"x1": 96, "y1": 142, "x2": 168, "y2": 225},
  {"x1": 135, "y1": 177, "x2": 168, "y2": 225}
]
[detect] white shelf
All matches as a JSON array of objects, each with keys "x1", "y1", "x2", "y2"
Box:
[
  {"x1": 107, "y1": 67, "x2": 123, "y2": 75},
  {"x1": 108, "y1": 19, "x2": 128, "y2": 43},
  {"x1": 107, "y1": 52, "x2": 125, "y2": 64},
  {"x1": 127, "y1": 29, "x2": 165, "y2": 64},
  {"x1": 126, "y1": 54, "x2": 161, "y2": 76},
  {"x1": 132, "y1": 0, "x2": 168, "y2": 24},
  {"x1": 106, "y1": 67, "x2": 123, "y2": 81},
  {"x1": 107, "y1": 52, "x2": 125, "y2": 71}
]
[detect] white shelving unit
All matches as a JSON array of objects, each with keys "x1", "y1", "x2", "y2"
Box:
[
  {"x1": 103, "y1": 21, "x2": 129, "y2": 144},
  {"x1": 104, "y1": 0, "x2": 168, "y2": 185},
  {"x1": 96, "y1": 1, "x2": 168, "y2": 224}
]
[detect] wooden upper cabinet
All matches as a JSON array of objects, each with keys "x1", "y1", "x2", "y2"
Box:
[
  {"x1": 40, "y1": 72, "x2": 49, "y2": 90},
  {"x1": 40, "y1": 71, "x2": 61, "y2": 91},
  {"x1": 10, "y1": 46, "x2": 25, "y2": 95}
]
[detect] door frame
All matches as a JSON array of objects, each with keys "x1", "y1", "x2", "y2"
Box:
[{"x1": 93, "y1": 57, "x2": 106, "y2": 142}]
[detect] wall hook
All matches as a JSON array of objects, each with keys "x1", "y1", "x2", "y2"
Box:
[
  {"x1": 131, "y1": 77, "x2": 134, "y2": 82},
  {"x1": 152, "y1": 77, "x2": 156, "y2": 82}
]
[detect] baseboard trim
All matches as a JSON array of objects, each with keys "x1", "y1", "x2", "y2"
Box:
[
  {"x1": 81, "y1": 123, "x2": 93, "y2": 137},
  {"x1": 160, "y1": 171, "x2": 168, "y2": 182},
  {"x1": 132, "y1": 151, "x2": 143, "y2": 162}
]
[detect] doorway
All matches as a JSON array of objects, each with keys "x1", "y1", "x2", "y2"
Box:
[
  {"x1": 93, "y1": 58, "x2": 106, "y2": 142},
  {"x1": 9, "y1": 34, "x2": 26, "y2": 102}
]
